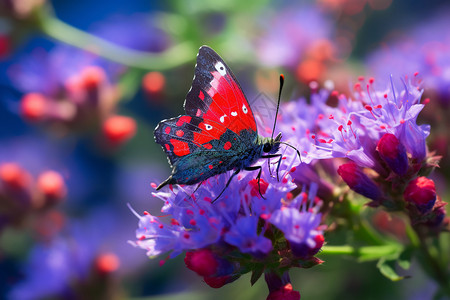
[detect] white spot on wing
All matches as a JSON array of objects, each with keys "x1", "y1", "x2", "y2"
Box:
[
  {"x1": 220, "y1": 115, "x2": 227, "y2": 123},
  {"x1": 242, "y1": 104, "x2": 248, "y2": 114},
  {"x1": 215, "y1": 61, "x2": 227, "y2": 76},
  {"x1": 231, "y1": 111, "x2": 237, "y2": 117},
  {"x1": 205, "y1": 124, "x2": 213, "y2": 130}
]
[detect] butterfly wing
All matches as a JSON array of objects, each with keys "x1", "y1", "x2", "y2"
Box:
[
  {"x1": 154, "y1": 115, "x2": 255, "y2": 187},
  {"x1": 184, "y1": 46, "x2": 257, "y2": 138}
]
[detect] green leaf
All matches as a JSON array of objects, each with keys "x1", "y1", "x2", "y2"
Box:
[
  {"x1": 377, "y1": 258, "x2": 407, "y2": 281},
  {"x1": 250, "y1": 265, "x2": 264, "y2": 286}
]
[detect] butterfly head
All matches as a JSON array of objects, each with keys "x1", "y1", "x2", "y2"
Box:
[{"x1": 261, "y1": 132, "x2": 282, "y2": 155}]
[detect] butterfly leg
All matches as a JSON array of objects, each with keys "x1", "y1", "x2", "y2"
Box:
[
  {"x1": 261, "y1": 154, "x2": 283, "y2": 181},
  {"x1": 212, "y1": 169, "x2": 240, "y2": 203},
  {"x1": 244, "y1": 165, "x2": 266, "y2": 199}
]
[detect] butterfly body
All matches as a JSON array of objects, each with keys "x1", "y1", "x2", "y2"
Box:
[{"x1": 154, "y1": 46, "x2": 282, "y2": 191}]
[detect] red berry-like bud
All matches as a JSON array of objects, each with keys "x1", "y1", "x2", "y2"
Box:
[
  {"x1": 185, "y1": 249, "x2": 219, "y2": 277},
  {"x1": 404, "y1": 177, "x2": 436, "y2": 213},
  {"x1": 20, "y1": 93, "x2": 47, "y2": 121},
  {"x1": 37, "y1": 171, "x2": 67, "y2": 202},
  {"x1": 80, "y1": 66, "x2": 106, "y2": 90},
  {"x1": 377, "y1": 133, "x2": 408, "y2": 175},
  {"x1": 142, "y1": 71, "x2": 165, "y2": 96},
  {"x1": 103, "y1": 115, "x2": 137, "y2": 145},
  {"x1": 337, "y1": 162, "x2": 382, "y2": 201},
  {"x1": 0, "y1": 163, "x2": 31, "y2": 190},
  {"x1": 267, "y1": 283, "x2": 301, "y2": 300},
  {"x1": 95, "y1": 252, "x2": 120, "y2": 274}
]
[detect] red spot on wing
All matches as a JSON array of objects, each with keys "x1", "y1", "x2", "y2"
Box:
[
  {"x1": 170, "y1": 139, "x2": 190, "y2": 156},
  {"x1": 203, "y1": 143, "x2": 213, "y2": 149},
  {"x1": 199, "y1": 90, "x2": 205, "y2": 100},
  {"x1": 176, "y1": 116, "x2": 192, "y2": 126},
  {"x1": 196, "y1": 109, "x2": 202, "y2": 117},
  {"x1": 223, "y1": 141, "x2": 232, "y2": 150},
  {"x1": 208, "y1": 165, "x2": 213, "y2": 169},
  {"x1": 164, "y1": 144, "x2": 170, "y2": 151},
  {"x1": 165, "y1": 127, "x2": 170, "y2": 134},
  {"x1": 176, "y1": 130, "x2": 184, "y2": 137}
]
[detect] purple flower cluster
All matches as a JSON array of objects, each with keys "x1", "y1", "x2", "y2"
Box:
[
  {"x1": 131, "y1": 158, "x2": 325, "y2": 288},
  {"x1": 277, "y1": 76, "x2": 446, "y2": 229}
]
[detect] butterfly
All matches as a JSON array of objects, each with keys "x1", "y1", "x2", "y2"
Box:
[{"x1": 154, "y1": 46, "x2": 296, "y2": 198}]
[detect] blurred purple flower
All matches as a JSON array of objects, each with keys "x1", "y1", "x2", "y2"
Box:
[
  {"x1": 255, "y1": 5, "x2": 333, "y2": 68},
  {"x1": 91, "y1": 13, "x2": 170, "y2": 53},
  {"x1": 9, "y1": 207, "x2": 145, "y2": 299},
  {"x1": 366, "y1": 10, "x2": 450, "y2": 102}
]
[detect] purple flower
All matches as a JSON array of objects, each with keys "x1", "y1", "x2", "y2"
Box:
[
  {"x1": 268, "y1": 184, "x2": 324, "y2": 258},
  {"x1": 281, "y1": 76, "x2": 429, "y2": 171},
  {"x1": 224, "y1": 216, "x2": 272, "y2": 256}
]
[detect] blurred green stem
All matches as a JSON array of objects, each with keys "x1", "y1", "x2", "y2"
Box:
[
  {"x1": 320, "y1": 244, "x2": 402, "y2": 261},
  {"x1": 35, "y1": 6, "x2": 196, "y2": 71}
]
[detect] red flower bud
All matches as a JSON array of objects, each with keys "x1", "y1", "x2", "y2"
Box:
[
  {"x1": 80, "y1": 66, "x2": 106, "y2": 91},
  {"x1": 20, "y1": 93, "x2": 47, "y2": 121},
  {"x1": 404, "y1": 177, "x2": 436, "y2": 213},
  {"x1": 0, "y1": 163, "x2": 31, "y2": 190},
  {"x1": 185, "y1": 249, "x2": 219, "y2": 277},
  {"x1": 142, "y1": 71, "x2": 165, "y2": 96},
  {"x1": 37, "y1": 171, "x2": 67, "y2": 203},
  {"x1": 103, "y1": 115, "x2": 137, "y2": 145},
  {"x1": 337, "y1": 162, "x2": 382, "y2": 201},
  {"x1": 377, "y1": 133, "x2": 408, "y2": 175},
  {"x1": 95, "y1": 252, "x2": 120, "y2": 274},
  {"x1": 267, "y1": 283, "x2": 301, "y2": 300}
]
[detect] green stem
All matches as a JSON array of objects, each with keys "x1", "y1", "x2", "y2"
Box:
[
  {"x1": 35, "y1": 9, "x2": 196, "y2": 71},
  {"x1": 320, "y1": 244, "x2": 402, "y2": 261}
]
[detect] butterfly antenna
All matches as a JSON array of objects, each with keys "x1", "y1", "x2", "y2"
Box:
[
  {"x1": 278, "y1": 141, "x2": 303, "y2": 163},
  {"x1": 271, "y1": 74, "x2": 284, "y2": 140}
]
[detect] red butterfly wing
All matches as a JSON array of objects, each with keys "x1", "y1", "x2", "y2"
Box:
[
  {"x1": 155, "y1": 115, "x2": 245, "y2": 166},
  {"x1": 184, "y1": 46, "x2": 257, "y2": 143}
]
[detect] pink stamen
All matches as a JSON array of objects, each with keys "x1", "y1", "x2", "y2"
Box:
[{"x1": 365, "y1": 105, "x2": 376, "y2": 119}]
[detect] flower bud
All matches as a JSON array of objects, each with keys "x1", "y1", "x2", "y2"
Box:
[
  {"x1": 203, "y1": 275, "x2": 237, "y2": 288},
  {"x1": 0, "y1": 163, "x2": 31, "y2": 190},
  {"x1": 20, "y1": 93, "x2": 47, "y2": 121},
  {"x1": 37, "y1": 171, "x2": 67, "y2": 204},
  {"x1": 265, "y1": 272, "x2": 300, "y2": 300},
  {"x1": 377, "y1": 133, "x2": 408, "y2": 175},
  {"x1": 142, "y1": 71, "x2": 165, "y2": 97},
  {"x1": 80, "y1": 66, "x2": 106, "y2": 91},
  {"x1": 95, "y1": 252, "x2": 120, "y2": 275},
  {"x1": 337, "y1": 162, "x2": 382, "y2": 201},
  {"x1": 102, "y1": 115, "x2": 137, "y2": 145},
  {"x1": 267, "y1": 283, "x2": 300, "y2": 300},
  {"x1": 403, "y1": 177, "x2": 436, "y2": 214},
  {"x1": 185, "y1": 249, "x2": 219, "y2": 277}
]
